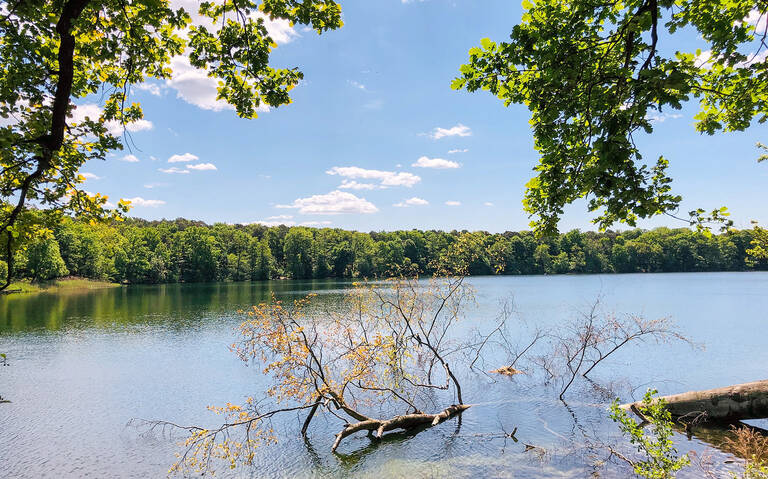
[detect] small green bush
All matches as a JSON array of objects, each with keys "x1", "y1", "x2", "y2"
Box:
[{"x1": 609, "y1": 389, "x2": 690, "y2": 479}]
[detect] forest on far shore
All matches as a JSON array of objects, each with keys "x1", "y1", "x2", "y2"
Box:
[{"x1": 7, "y1": 217, "x2": 766, "y2": 285}]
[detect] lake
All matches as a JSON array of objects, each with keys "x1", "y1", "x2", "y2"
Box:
[{"x1": 1, "y1": 272, "x2": 767, "y2": 478}]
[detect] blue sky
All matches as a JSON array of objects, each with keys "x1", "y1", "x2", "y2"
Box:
[{"x1": 79, "y1": 0, "x2": 768, "y2": 233}]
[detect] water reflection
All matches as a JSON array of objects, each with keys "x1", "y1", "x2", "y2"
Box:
[
  {"x1": 2, "y1": 273, "x2": 768, "y2": 478},
  {"x1": 0, "y1": 280, "x2": 353, "y2": 333}
]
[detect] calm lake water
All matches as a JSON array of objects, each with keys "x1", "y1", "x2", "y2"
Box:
[{"x1": 1, "y1": 272, "x2": 767, "y2": 478}]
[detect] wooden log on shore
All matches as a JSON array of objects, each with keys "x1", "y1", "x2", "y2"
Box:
[{"x1": 622, "y1": 379, "x2": 768, "y2": 423}]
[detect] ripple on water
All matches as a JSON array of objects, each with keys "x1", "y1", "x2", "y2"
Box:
[{"x1": 2, "y1": 274, "x2": 768, "y2": 477}]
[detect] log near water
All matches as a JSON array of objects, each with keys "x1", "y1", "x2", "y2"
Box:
[
  {"x1": 331, "y1": 404, "x2": 470, "y2": 452},
  {"x1": 622, "y1": 379, "x2": 768, "y2": 423}
]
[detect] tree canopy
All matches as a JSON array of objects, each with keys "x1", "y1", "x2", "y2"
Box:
[
  {"x1": 0, "y1": 0, "x2": 342, "y2": 289},
  {"x1": 453, "y1": 0, "x2": 767, "y2": 235},
  {"x1": 7, "y1": 218, "x2": 766, "y2": 286}
]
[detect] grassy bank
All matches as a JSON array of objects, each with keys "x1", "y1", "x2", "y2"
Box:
[{"x1": 2, "y1": 277, "x2": 121, "y2": 295}]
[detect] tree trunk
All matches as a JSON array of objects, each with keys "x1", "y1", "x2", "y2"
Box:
[
  {"x1": 622, "y1": 379, "x2": 768, "y2": 423},
  {"x1": 331, "y1": 404, "x2": 470, "y2": 452}
]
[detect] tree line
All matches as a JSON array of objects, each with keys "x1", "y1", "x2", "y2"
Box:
[{"x1": 6, "y1": 217, "x2": 767, "y2": 284}]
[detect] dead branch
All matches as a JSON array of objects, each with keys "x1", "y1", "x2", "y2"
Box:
[
  {"x1": 148, "y1": 276, "x2": 511, "y2": 475},
  {"x1": 531, "y1": 298, "x2": 692, "y2": 399},
  {"x1": 331, "y1": 403, "x2": 471, "y2": 452}
]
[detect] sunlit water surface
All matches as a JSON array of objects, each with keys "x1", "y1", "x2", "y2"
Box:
[{"x1": 1, "y1": 272, "x2": 767, "y2": 478}]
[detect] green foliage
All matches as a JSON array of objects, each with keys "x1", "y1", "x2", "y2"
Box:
[
  {"x1": 8, "y1": 218, "x2": 766, "y2": 285},
  {"x1": 178, "y1": 227, "x2": 218, "y2": 282},
  {"x1": 610, "y1": 390, "x2": 690, "y2": 478},
  {"x1": 283, "y1": 227, "x2": 314, "y2": 279},
  {"x1": 0, "y1": 0, "x2": 342, "y2": 289},
  {"x1": 25, "y1": 236, "x2": 69, "y2": 282},
  {"x1": 747, "y1": 225, "x2": 768, "y2": 267},
  {"x1": 249, "y1": 237, "x2": 274, "y2": 280},
  {"x1": 115, "y1": 227, "x2": 171, "y2": 283},
  {"x1": 454, "y1": 0, "x2": 766, "y2": 235},
  {"x1": 758, "y1": 143, "x2": 768, "y2": 163},
  {"x1": 737, "y1": 463, "x2": 768, "y2": 479}
]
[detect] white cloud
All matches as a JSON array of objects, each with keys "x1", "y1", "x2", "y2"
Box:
[
  {"x1": 251, "y1": 218, "x2": 330, "y2": 227},
  {"x1": 134, "y1": 82, "x2": 164, "y2": 96},
  {"x1": 80, "y1": 172, "x2": 101, "y2": 180},
  {"x1": 266, "y1": 215, "x2": 293, "y2": 221},
  {"x1": 187, "y1": 162, "x2": 217, "y2": 171},
  {"x1": 126, "y1": 119, "x2": 153, "y2": 133},
  {"x1": 483, "y1": 202, "x2": 494, "y2": 207},
  {"x1": 394, "y1": 197, "x2": 429, "y2": 207},
  {"x1": 0, "y1": 98, "x2": 28, "y2": 127},
  {"x1": 300, "y1": 220, "x2": 332, "y2": 227},
  {"x1": 120, "y1": 154, "x2": 140, "y2": 163},
  {"x1": 277, "y1": 190, "x2": 379, "y2": 215},
  {"x1": 7, "y1": 101, "x2": 153, "y2": 135},
  {"x1": 159, "y1": 158, "x2": 215, "y2": 173},
  {"x1": 445, "y1": 200, "x2": 461, "y2": 206},
  {"x1": 338, "y1": 180, "x2": 380, "y2": 190},
  {"x1": 0, "y1": 115, "x2": 15, "y2": 128},
  {"x1": 71, "y1": 103, "x2": 154, "y2": 136},
  {"x1": 166, "y1": 56, "x2": 236, "y2": 112},
  {"x1": 70, "y1": 103, "x2": 102, "y2": 123},
  {"x1": 695, "y1": 47, "x2": 767, "y2": 70},
  {"x1": 737, "y1": 49, "x2": 768, "y2": 68},
  {"x1": 326, "y1": 166, "x2": 421, "y2": 188},
  {"x1": 127, "y1": 197, "x2": 166, "y2": 207},
  {"x1": 448, "y1": 148, "x2": 468, "y2": 154},
  {"x1": 348, "y1": 80, "x2": 366, "y2": 90},
  {"x1": 144, "y1": 182, "x2": 169, "y2": 189},
  {"x1": 429, "y1": 123, "x2": 471, "y2": 140},
  {"x1": 254, "y1": 220, "x2": 296, "y2": 227},
  {"x1": 740, "y1": 9, "x2": 767, "y2": 34},
  {"x1": 159, "y1": 167, "x2": 190, "y2": 174},
  {"x1": 163, "y1": 0, "x2": 297, "y2": 112},
  {"x1": 694, "y1": 49, "x2": 714, "y2": 68},
  {"x1": 647, "y1": 112, "x2": 683, "y2": 123},
  {"x1": 412, "y1": 156, "x2": 460, "y2": 169},
  {"x1": 254, "y1": 11, "x2": 300, "y2": 44},
  {"x1": 168, "y1": 152, "x2": 198, "y2": 163},
  {"x1": 170, "y1": 0, "x2": 300, "y2": 43}
]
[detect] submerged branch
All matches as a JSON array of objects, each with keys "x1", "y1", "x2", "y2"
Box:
[{"x1": 331, "y1": 404, "x2": 471, "y2": 452}]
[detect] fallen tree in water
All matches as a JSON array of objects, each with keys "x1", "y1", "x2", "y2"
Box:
[
  {"x1": 622, "y1": 379, "x2": 768, "y2": 424},
  {"x1": 142, "y1": 276, "x2": 509, "y2": 475},
  {"x1": 331, "y1": 403, "x2": 471, "y2": 452}
]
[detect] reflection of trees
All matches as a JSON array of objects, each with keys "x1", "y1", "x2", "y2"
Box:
[{"x1": 0, "y1": 281, "x2": 356, "y2": 333}]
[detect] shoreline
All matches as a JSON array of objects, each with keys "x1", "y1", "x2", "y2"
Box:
[
  {"x1": 4, "y1": 269, "x2": 766, "y2": 296},
  {"x1": 1, "y1": 277, "x2": 121, "y2": 295}
]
